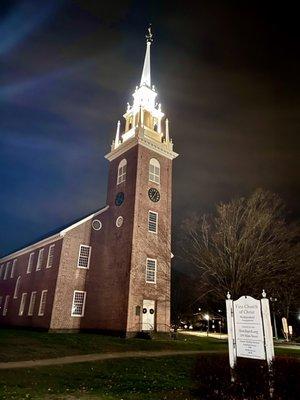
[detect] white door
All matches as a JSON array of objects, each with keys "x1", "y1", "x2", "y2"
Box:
[{"x1": 142, "y1": 299, "x2": 155, "y2": 331}]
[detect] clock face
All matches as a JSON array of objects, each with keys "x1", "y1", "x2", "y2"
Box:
[
  {"x1": 148, "y1": 188, "x2": 160, "y2": 202},
  {"x1": 115, "y1": 192, "x2": 124, "y2": 206}
]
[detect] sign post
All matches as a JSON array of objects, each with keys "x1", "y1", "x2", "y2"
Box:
[
  {"x1": 226, "y1": 290, "x2": 275, "y2": 393},
  {"x1": 226, "y1": 292, "x2": 236, "y2": 380}
]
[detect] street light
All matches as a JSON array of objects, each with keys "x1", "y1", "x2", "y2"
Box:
[{"x1": 204, "y1": 314, "x2": 210, "y2": 336}]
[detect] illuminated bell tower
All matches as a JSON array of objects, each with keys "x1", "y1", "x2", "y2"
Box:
[
  {"x1": 110, "y1": 27, "x2": 175, "y2": 156},
  {"x1": 104, "y1": 26, "x2": 178, "y2": 335}
]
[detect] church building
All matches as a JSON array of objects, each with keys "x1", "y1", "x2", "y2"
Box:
[{"x1": 0, "y1": 29, "x2": 178, "y2": 336}]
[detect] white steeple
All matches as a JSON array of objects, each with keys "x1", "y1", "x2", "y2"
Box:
[
  {"x1": 106, "y1": 26, "x2": 178, "y2": 160},
  {"x1": 140, "y1": 26, "x2": 153, "y2": 87}
]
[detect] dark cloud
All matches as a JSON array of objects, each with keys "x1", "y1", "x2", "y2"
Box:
[{"x1": 0, "y1": 0, "x2": 299, "y2": 256}]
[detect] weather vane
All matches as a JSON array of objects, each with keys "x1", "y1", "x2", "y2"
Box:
[{"x1": 146, "y1": 24, "x2": 153, "y2": 43}]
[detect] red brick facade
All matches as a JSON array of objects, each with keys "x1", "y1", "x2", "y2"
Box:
[{"x1": 0, "y1": 38, "x2": 178, "y2": 335}]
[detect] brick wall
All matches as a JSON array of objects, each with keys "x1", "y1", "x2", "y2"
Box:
[{"x1": 0, "y1": 239, "x2": 63, "y2": 329}]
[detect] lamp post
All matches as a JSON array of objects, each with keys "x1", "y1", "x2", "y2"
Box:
[
  {"x1": 204, "y1": 313, "x2": 210, "y2": 336},
  {"x1": 270, "y1": 297, "x2": 278, "y2": 340}
]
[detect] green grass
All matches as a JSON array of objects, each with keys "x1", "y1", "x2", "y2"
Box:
[
  {"x1": 0, "y1": 329, "x2": 299, "y2": 400},
  {"x1": 0, "y1": 329, "x2": 227, "y2": 362},
  {"x1": 0, "y1": 355, "x2": 198, "y2": 400},
  {"x1": 274, "y1": 347, "x2": 300, "y2": 358}
]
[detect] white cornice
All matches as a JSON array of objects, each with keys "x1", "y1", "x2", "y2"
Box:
[
  {"x1": 139, "y1": 137, "x2": 178, "y2": 160},
  {"x1": 105, "y1": 136, "x2": 138, "y2": 161},
  {"x1": 0, "y1": 206, "x2": 109, "y2": 263},
  {"x1": 105, "y1": 135, "x2": 178, "y2": 161}
]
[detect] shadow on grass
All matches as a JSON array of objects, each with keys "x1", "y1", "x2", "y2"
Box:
[{"x1": 192, "y1": 354, "x2": 300, "y2": 399}]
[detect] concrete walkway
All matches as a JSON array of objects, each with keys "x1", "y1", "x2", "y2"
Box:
[{"x1": 0, "y1": 349, "x2": 224, "y2": 370}]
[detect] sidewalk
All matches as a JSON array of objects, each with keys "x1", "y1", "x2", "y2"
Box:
[
  {"x1": 181, "y1": 331, "x2": 300, "y2": 349},
  {"x1": 0, "y1": 349, "x2": 225, "y2": 370}
]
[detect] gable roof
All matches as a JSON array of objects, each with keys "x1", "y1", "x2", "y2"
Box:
[{"x1": 0, "y1": 206, "x2": 109, "y2": 262}]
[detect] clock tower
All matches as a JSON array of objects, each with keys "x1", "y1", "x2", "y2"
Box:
[{"x1": 86, "y1": 27, "x2": 178, "y2": 335}]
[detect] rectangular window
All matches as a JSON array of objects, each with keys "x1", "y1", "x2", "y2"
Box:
[
  {"x1": 38, "y1": 290, "x2": 47, "y2": 316},
  {"x1": 19, "y1": 293, "x2": 27, "y2": 316},
  {"x1": 46, "y1": 244, "x2": 55, "y2": 268},
  {"x1": 4, "y1": 262, "x2": 10, "y2": 280},
  {"x1": 36, "y1": 248, "x2": 44, "y2": 271},
  {"x1": 27, "y1": 252, "x2": 35, "y2": 274},
  {"x1": 3, "y1": 295, "x2": 9, "y2": 316},
  {"x1": 71, "y1": 291, "x2": 86, "y2": 317},
  {"x1": 0, "y1": 265, "x2": 3, "y2": 279},
  {"x1": 28, "y1": 291, "x2": 37, "y2": 316},
  {"x1": 77, "y1": 245, "x2": 91, "y2": 269},
  {"x1": 14, "y1": 276, "x2": 21, "y2": 299},
  {"x1": 148, "y1": 211, "x2": 158, "y2": 233},
  {"x1": 149, "y1": 164, "x2": 160, "y2": 184},
  {"x1": 10, "y1": 259, "x2": 17, "y2": 278},
  {"x1": 146, "y1": 258, "x2": 157, "y2": 283}
]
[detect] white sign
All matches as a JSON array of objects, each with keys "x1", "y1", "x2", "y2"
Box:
[
  {"x1": 226, "y1": 291, "x2": 275, "y2": 378},
  {"x1": 234, "y1": 296, "x2": 265, "y2": 360}
]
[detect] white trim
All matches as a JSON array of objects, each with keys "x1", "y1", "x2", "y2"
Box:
[
  {"x1": 3, "y1": 295, "x2": 9, "y2": 316},
  {"x1": 36, "y1": 248, "x2": 44, "y2": 271},
  {"x1": 27, "y1": 252, "x2": 35, "y2": 274},
  {"x1": 105, "y1": 136, "x2": 178, "y2": 162},
  {"x1": 28, "y1": 291, "x2": 37, "y2": 316},
  {"x1": 19, "y1": 293, "x2": 27, "y2": 316},
  {"x1": 3, "y1": 262, "x2": 10, "y2": 280},
  {"x1": 146, "y1": 258, "x2": 157, "y2": 284},
  {"x1": 77, "y1": 245, "x2": 91, "y2": 269},
  {"x1": 13, "y1": 276, "x2": 21, "y2": 299},
  {"x1": 60, "y1": 206, "x2": 109, "y2": 235},
  {"x1": 10, "y1": 259, "x2": 17, "y2": 278},
  {"x1": 117, "y1": 158, "x2": 127, "y2": 185},
  {"x1": 116, "y1": 216, "x2": 124, "y2": 227},
  {"x1": 149, "y1": 158, "x2": 160, "y2": 184},
  {"x1": 46, "y1": 244, "x2": 55, "y2": 268},
  {"x1": 92, "y1": 219, "x2": 102, "y2": 231},
  {"x1": 148, "y1": 210, "x2": 158, "y2": 234},
  {"x1": 71, "y1": 290, "x2": 86, "y2": 317},
  {"x1": 0, "y1": 206, "x2": 109, "y2": 263},
  {"x1": 38, "y1": 290, "x2": 48, "y2": 316}
]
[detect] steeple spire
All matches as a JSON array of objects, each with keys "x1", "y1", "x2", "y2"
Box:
[
  {"x1": 140, "y1": 25, "x2": 153, "y2": 88},
  {"x1": 106, "y1": 26, "x2": 178, "y2": 161}
]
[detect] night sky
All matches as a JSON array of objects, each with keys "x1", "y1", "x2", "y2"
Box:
[{"x1": 1, "y1": 0, "x2": 299, "y2": 257}]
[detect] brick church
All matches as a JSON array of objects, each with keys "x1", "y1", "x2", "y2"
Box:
[{"x1": 0, "y1": 29, "x2": 178, "y2": 336}]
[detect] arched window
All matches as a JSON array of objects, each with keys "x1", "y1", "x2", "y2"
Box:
[
  {"x1": 117, "y1": 159, "x2": 127, "y2": 185},
  {"x1": 149, "y1": 158, "x2": 160, "y2": 184},
  {"x1": 14, "y1": 276, "x2": 21, "y2": 299}
]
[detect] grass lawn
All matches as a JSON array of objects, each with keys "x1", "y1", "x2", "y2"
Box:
[
  {"x1": 0, "y1": 355, "x2": 198, "y2": 400},
  {"x1": 0, "y1": 329, "x2": 227, "y2": 362},
  {"x1": 0, "y1": 329, "x2": 299, "y2": 399},
  {"x1": 0, "y1": 353, "x2": 299, "y2": 400}
]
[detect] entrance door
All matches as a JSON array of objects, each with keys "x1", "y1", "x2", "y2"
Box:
[{"x1": 142, "y1": 300, "x2": 155, "y2": 331}]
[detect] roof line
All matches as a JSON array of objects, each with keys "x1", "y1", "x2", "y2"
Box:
[{"x1": 0, "y1": 206, "x2": 109, "y2": 263}]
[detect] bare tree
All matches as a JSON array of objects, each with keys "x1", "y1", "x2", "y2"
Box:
[{"x1": 180, "y1": 189, "x2": 300, "y2": 316}]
